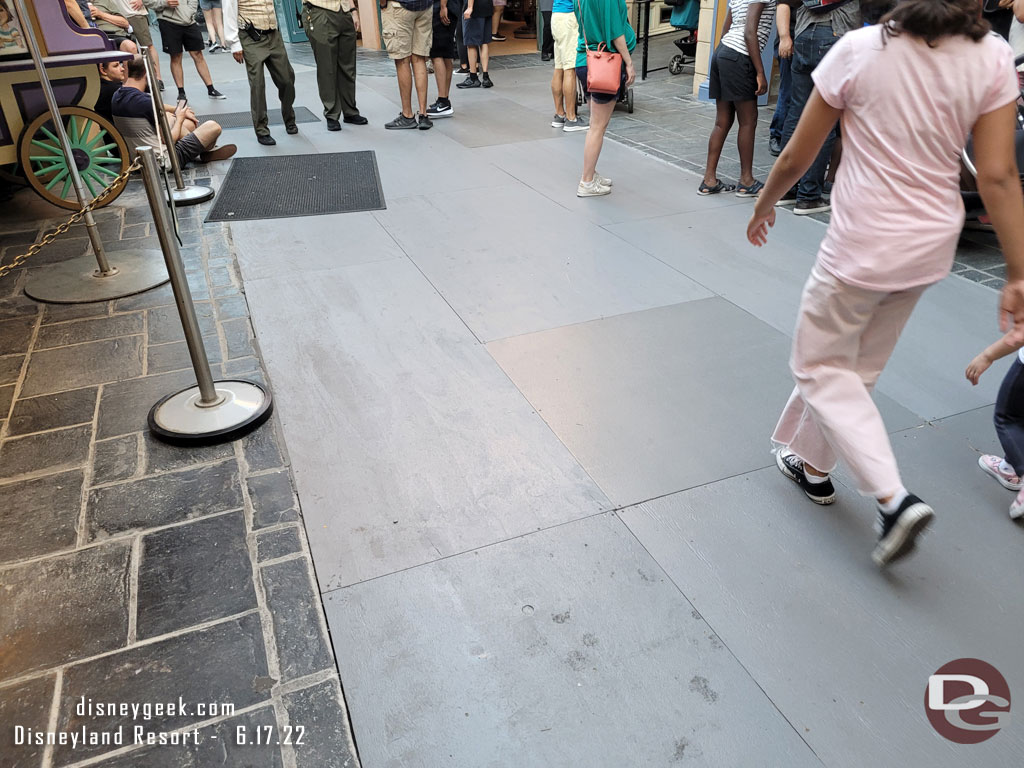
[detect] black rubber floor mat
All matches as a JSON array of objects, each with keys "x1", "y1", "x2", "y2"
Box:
[
  {"x1": 205, "y1": 152, "x2": 386, "y2": 222},
  {"x1": 211, "y1": 106, "x2": 320, "y2": 130}
]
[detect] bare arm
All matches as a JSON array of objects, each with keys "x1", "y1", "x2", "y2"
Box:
[
  {"x1": 973, "y1": 102, "x2": 1024, "y2": 343},
  {"x1": 747, "y1": 89, "x2": 841, "y2": 244},
  {"x1": 610, "y1": 33, "x2": 635, "y2": 86},
  {"x1": 1015, "y1": 0, "x2": 1023, "y2": 22},
  {"x1": 89, "y1": 6, "x2": 131, "y2": 28},
  {"x1": 966, "y1": 333, "x2": 1022, "y2": 384},
  {"x1": 745, "y1": 3, "x2": 767, "y2": 95},
  {"x1": 777, "y1": 4, "x2": 792, "y2": 58},
  {"x1": 721, "y1": 8, "x2": 732, "y2": 37}
]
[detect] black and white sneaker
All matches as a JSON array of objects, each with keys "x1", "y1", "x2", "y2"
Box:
[
  {"x1": 776, "y1": 449, "x2": 836, "y2": 505},
  {"x1": 872, "y1": 495, "x2": 934, "y2": 567},
  {"x1": 426, "y1": 99, "x2": 453, "y2": 118}
]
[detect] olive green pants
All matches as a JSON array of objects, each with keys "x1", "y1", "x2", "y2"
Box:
[
  {"x1": 240, "y1": 29, "x2": 297, "y2": 137},
  {"x1": 303, "y1": 3, "x2": 359, "y2": 121}
]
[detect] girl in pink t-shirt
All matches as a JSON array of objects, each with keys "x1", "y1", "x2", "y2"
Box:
[{"x1": 746, "y1": 0, "x2": 1024, "y2": 567}]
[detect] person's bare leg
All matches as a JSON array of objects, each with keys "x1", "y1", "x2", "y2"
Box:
[
  {"x1": 209, "y1": 7, "x2": 226, "y2": 47},
  {"x1": 735, "y1": 99, "x2": 758, "y2": 187},
  {"x1": 491, "y1": 6, "x2": 503, "y2": 35},
  {"x1": 147, "y1": 45, "x2": 163, "y2": 82},
  {"x1": 562, "y1": 67, "x2": 576, "y2": 121},
  {"x1": 188, "y1": 50, "x2": 214, "y2": 87},
  {"x1": 411, "y1": 55, "x2": 429, "y2": 114},
  {"x1": 479, "y1": 43, "x2": 488, "y2": 73},
  {"x1": 203, "y1": 13, "x2": 216, "y2": 45},
  {"x1": 394, "y1": 57, "x2": 414, "y2": 117},
  {"x1": 581, "y1": 98, "x2": 614, "y2": 182},
  {"x1": 702, "y1": 99, "x2": 735, "y2": 186},
  {"x1": 431, "y1": 57, "x2": 453, "y2": 98},
  {"x1": 551, "y1": 68, "x2": 564, "y2": 116},
  {"x1": 468, "y1": 46, "x2": 478, "y2": 74},
  {"x1": 192, "y1": 120, "x2": 222, "y2": 149},
  {"x1": 169, "y1": 53, "x2": 184, "y2": 89}
]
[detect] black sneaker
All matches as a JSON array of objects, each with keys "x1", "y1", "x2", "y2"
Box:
[
  {"x1": 769, "y1": 136, "x2": 782, "y2": 157},
  {"x1": 326, "y1": 118, "x2": 342, "y2": 131},
  {"x1": 385, "y1": 113, "x2": 418, "y2": 130},
  {"x1": 285, "y1": 124, "x2": 298, "y2": 135},
  {"x1": 426, "y1": 99, "x2": 453, "y2": 118},
  {"x1": 872, "y1": 494, "x2": 934, "y2": 567},
  {"x1": 775, "y1": 188, "x2": 798, "y2": 207},
  {"x1": 158, "y1": 79, "x2": 165, "y2": 92},
  {"x1": 481, "y1": 73, "x2": 493, "y2": 88},
  {"x1": 456, "y1": 66, "x2": 472, "y2": 76},
  {"x1": 794, "y1": 198, "x2": 830, "y2": 215},
  {"x1": 257, "y1": 134, "x2": 276, "y2": 146},
  {"x1": 776, "y1": 450, "x2": 836, "y2": 505},
  {"x1": 417, "y1": 113, "x2": 432, "y2": 130},
  {"x1": 456, "y1": 74, "x2": 480, "y2": 89},
  {"x1": 492, "y1": 33, "x2": 507, "y2": 41},
  {"x1": 208, "y1": 88, "x2": 227, "y2": 100}
]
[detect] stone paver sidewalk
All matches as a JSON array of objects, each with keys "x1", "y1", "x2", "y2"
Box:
[{"x1": 0, "y1": 176, "x2": 357, "y2": 768}]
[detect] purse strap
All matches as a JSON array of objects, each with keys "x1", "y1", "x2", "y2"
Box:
[{"x1": 575, "y1": 0, "x2": 605, "y2": 53}]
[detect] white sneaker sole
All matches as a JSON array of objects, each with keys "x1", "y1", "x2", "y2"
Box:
[
  {"x1": 577, "y1": 185, "x2": 611, "y2": 198},
  {"x1": 977, "y1": 455, "x2": 1023, "y2": 490},
  {"x1": 563, "y1": 125, "x2": 589, "y2": 132},
  {"x1": 775, "y1": 451, "x2": 836, "y2": 505},
  {"x1": 872, "y1": 503, "x2": 934, "y2": 567}
]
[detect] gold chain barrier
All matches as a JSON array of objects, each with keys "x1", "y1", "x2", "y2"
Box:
[{"x1": 0, "y1": 156, "x2": 144, "y2": 281}]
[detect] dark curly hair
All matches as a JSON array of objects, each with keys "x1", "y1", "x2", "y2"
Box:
[{"x1": 882, "y1": 0, "x2": 991, "y2": 46}]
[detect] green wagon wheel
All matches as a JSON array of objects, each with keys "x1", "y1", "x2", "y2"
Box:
[{"x1": 17, "y1": 106, "x2": 130, "y2": 211}]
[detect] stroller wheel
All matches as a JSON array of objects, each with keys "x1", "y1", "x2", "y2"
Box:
[
  {"x1": 626, "y1": 88, "x2": 634, "y2": 114},
  {"x1": 669, "y1": 55, "x2": 684, "y2": 75}
]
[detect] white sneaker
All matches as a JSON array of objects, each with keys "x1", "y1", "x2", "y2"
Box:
[
  {"x1": 577, "y1": 178, "x2": 610, "y2": 197},
  {"x1": 1011, "y1": 488, "x2": 1024, "y2": 519},
  {"x1": 594, "y1": 171, "x2": 612, "y2": 187}
]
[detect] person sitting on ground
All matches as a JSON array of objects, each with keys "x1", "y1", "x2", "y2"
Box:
[
  {"x1": 458, "y1": 0, "x2": 493, "y2": 89},
  {"x1": 427, "y1": 0, "x2": 459, "y2": 117},
  {"x1": 87, "y1": 0, "x2": 140, "y2": 52},
  {"x1": 699, "y1": 0, "x2": 776, "y2": 197},
  {"x1": 94, "y1": 58, "x2": 127, "y2": 121},
  {"x1": 111, "y1": 55, "x2": 236, "y2": 166}
]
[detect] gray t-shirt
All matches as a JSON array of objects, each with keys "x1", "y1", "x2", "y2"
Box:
[{"x1": 794, "y1": 0, "x2": 860, "y2": 39}]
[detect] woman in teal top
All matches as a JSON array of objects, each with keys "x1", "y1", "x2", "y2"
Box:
[{"x1": 573, "y1": 0, "x2": 636, "y2": 197}]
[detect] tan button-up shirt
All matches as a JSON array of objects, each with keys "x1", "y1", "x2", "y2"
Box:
[{"x1": 305, "y1": 0, "x2": 355, "y2": 13}]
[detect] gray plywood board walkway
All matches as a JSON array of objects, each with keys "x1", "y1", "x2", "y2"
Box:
[{"x1": 228, "y1": 65, "x2": 1024, "y2": 767}]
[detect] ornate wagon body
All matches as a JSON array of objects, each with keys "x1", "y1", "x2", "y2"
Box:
[{"x1": 1, "y1": 0, "x2": 131, "y2": 208}]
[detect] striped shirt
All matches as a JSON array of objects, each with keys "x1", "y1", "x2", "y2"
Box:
[{"x1": 720, "y1": 0, "x2": 776, "y2": 57}]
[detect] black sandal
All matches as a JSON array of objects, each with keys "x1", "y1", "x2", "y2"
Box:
[
  {"x1": 697, "y1": 179, "x2": 736, "y2": 196},
  {"x1": 736, "y1": 180, "x2": 765, "y2": 198}
]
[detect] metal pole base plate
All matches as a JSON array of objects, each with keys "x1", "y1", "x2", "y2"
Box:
[
  {"x1": 24, "y1": 249, "x2": 169, "y2": 304},
  {"x1": 148, "y1": 379, "x2": 273, "y2": 446},
  {"x1": 170, "y1": 185, "x2": 215, "y2": 207}
]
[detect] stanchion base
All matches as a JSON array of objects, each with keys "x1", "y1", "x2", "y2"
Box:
[
  {"x1": 170, "y1": 185, "x2": 215, "y2": 207},
  {"x1": 24, "y1": 249, "x2": 169, "y2": 304},
  {"x1": 149, "y1": 379, "x2": 273, "y2": 446}
]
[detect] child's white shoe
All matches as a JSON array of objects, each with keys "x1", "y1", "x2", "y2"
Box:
[
  {"x1": 978, "y1": 454, "x2": 1023, "y2": 491},
  {"x1": 1011, "y1": 489, "x2": 1024, "y2": 520}
]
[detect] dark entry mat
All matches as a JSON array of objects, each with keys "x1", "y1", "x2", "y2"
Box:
[
  {"x1": 205, "y1": 152, "x2": 386, "y2": 222},
  {"x1": 212, "y1": 106, "x2": 320, "y2": 130}
]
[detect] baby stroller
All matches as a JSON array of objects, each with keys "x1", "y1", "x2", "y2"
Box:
[
  {"x1": 960, "y1": 54, "x2": 1024, "y2": 230},
  {"x1": 664, "y1": 0, "x2": 699, "y2": 75}
]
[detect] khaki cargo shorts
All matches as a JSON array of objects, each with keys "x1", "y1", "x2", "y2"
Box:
[{"x1": 381, "y1": 3, "x2": 433, "y2": 60}]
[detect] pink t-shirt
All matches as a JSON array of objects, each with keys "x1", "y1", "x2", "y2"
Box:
[{"x1": 812, "y1": 27, "x2": 1020, "y2": 291}]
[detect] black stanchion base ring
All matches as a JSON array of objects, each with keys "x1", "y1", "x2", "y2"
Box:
[{"x1": 148, "y1": 379, "x2": 273, "y2": 446}]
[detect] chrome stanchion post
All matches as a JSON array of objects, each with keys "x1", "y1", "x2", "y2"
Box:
[
  {"x1": 138, "y1": 146, "x2": 272, "y2": 445},
  {"x1": 13, "y1": 0, "x2": 168, "y2": 303},
  {"x1": 140, "y1": 47, "x2": 215, "y2": 206}
]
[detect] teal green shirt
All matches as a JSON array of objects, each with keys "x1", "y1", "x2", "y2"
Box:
[{"x1": 574, "y1": 0, "x2": 637, "y2": 68}]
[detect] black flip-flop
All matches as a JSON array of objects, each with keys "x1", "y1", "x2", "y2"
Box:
[
  {"x1": 736, "y1": 180, "x2": 765, "y2": 198},
  {"x1": 697, "y1": 180, "x2": 736, "y2": 196}
]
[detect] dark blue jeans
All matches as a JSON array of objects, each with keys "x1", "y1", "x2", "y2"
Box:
[
  {"x1": 781, "y1": 23, "x2": 839, "y2": 202},
  {"x1": 995, "y1": 358, "x2": 1024, "y2": 475},
  {"x1": 769, "y1": 42, "x2": 792, "y2": 143}
]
